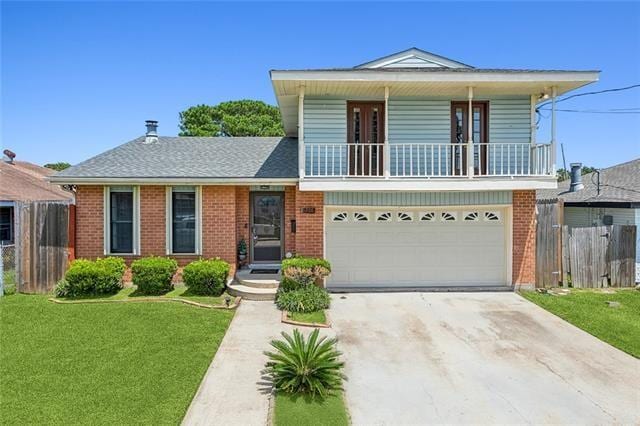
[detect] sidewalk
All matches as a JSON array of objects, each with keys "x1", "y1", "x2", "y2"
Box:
[{"x1": 182, "y1": 301, "x2": 285, "y2": 426}]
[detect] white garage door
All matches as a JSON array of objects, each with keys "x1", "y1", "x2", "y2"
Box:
[{"x1": 325, "y1": 207, "x2": 509, "y2": 288}]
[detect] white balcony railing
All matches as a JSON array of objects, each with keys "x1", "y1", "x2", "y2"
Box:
[{"x1": 304, "y1": 142, "x2": 554, "y2": 178}]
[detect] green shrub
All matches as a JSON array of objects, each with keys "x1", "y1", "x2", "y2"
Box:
[
  {"x1": 131, "y1": 256, "x2": 178, "y2": 295},
  {"x1": 57, "y1": 257, "x2": 125, "y2": 297},
  {"x1": 265, "y1": 328, "x2": 344, "y2": 396},
  {"x1": 279, "y1": 276, "x2": 305, "y2": 293},
  {"x1": 282, "y1": 257, "x2": 331, "y2": 274},
  {"x1": 276, "y1": 285, "x2": 331, "y2": 313},
  {"x1": 281, "y1": 257, "x2": 331, "y2": 292},
  {"x1": 182, "y1": 258, "x2": 230, "y2": 296}
]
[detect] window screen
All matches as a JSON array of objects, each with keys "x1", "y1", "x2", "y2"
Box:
[
  {"x1": 110, "y1": 191, "x2": 133, "y2": 253},
  {"x1": 172, "y1": 191, "x2": 196, "y2": 253}
]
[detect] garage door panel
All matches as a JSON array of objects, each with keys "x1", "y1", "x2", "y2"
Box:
[{"x1": 326, "y1": 207, "x2": 508, "y2": 288}]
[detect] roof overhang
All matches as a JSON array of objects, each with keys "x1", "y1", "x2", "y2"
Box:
[
  {"x1": 48, "y1": 176, "x2": 299, "y2": 185},
  {"x1": 271, "y1": 69, "x2": 600, "y2": 136}
]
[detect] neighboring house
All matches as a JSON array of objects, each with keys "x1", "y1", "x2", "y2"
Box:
[
  {"x1": 51, "y1": 48, "x2": 599, "y2": 291},
  {"x1": 0, "y1": 150, "x2": 74, "y2": 244},
  {"x1": 538, "y1": 159, "x2": 640, "y2": 280}
]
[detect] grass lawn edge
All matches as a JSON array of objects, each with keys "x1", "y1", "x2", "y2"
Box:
[
  {"x1": 281, "y1": 309, "x2": 330, "y2": 328},
  {"x1": 272, "y1": 389, "x2": 350, "y2": 426},
  {"x1": 518, "y1": 289, "x2": 640, "y2": 358}
]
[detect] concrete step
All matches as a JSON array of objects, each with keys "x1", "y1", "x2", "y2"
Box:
[
  {"x1": 236, "y1": 269, "x2": 281, "y2": 289},
  {"x1": 227, "y1": 282, "x2": 278, "y2": 301}
]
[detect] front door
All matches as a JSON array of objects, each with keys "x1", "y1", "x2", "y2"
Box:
[
  {"x1": 451, "y1": 102, "x2": 488, "y2": 175},
  {"x1": 347, "y1": 101, "x2": 385, "y2": 176},
  {"x1": 250, "y1": 193, "x2": 283, "y2": 262}
]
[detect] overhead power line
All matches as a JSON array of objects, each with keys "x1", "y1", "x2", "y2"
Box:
[
  {"x1": 552, "y1": 108, "x2": 640, "y2": 114},
  {"x1": 537, "y1": 83, "x2": 640, "y2": 109}
]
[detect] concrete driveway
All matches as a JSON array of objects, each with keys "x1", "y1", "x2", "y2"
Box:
[{"x1": 330, "y1": 292, "x2": 640, "y2": 425}]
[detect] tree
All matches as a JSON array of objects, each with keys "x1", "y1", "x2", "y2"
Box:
[
  {"x1": 556, "y1": 165, "x2": 596, "y2": 182},
  {"x1": 178, "y1": 100, "x2": 284, "y2": 137},
  {"x1": 44, "y1": 162, "x2": 71, "y2": 171}
]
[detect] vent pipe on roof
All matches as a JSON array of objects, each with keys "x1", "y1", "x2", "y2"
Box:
[
  {"x1": 569, "y1": 162, "x2": 584, "y2": 192},
  {"x1": 144, "y1": 120, "x2": 158, "y2": 144},
  {"x1": 3, "y1": 149, "x2": 15, "y2": 164}
]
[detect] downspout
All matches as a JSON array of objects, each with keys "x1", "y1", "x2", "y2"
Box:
[
  {"x1": 384, "y1": 86, "x2": 390, "y2": 179},
  {"x1": 551, "y1": 86, "x2": 557, "y2": 174},
  {"x1": 467, "y1": 86, "x2": 474, "y2": 178},
  {"x1": 298, "y1": 85, "x2": 305, "y2": 180}
]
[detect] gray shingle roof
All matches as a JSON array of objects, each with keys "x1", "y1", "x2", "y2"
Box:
[
  {"x1": 54, "y1": 136, "x2": 298, "y2": 180},
  {"x1": 537, "y1": 158, "x2": 640, "y2": 204}
]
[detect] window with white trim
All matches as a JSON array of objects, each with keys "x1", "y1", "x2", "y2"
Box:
[
  {"x1": 441, "y1": 212, "x2": 457, "y2": 222},
  {"x1": 464, "y1": 211, "x2": 479, "y2": 221},
  {"x1": 420, "y1": 212, "x2": 435, "y2": 222},
  {"x1": 484, "y1": 211, "x2": 501, "y2": 222},
  {"x1": 332, "y1": 212, "x2": 349, "y2": 222},
  {"x1": 167, "y1": 186, "x2": 201, "y2": 254},
  {"x1": 105, "y1": 186, "x2": 140, "y2": 255},
  {"x1": 353, "y1": 212, "x2": 369, "y2": 222},
  {"x1": 376, "y1": 212, "x2": 392, "y2": 222},
  {"x1": 397, "y1": 212, "x2": 413, "y2": 222}
]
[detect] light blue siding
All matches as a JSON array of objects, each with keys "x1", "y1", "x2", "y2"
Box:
[
  {"x1": 304, "y1": 99, "x2": 347, "y2": 175},
  {"x1": 324, "y1": 191, "x2": 512, "y2": 206},
  {"x1": 303, "y1": 96, "x2": 533, "y2": 176}
]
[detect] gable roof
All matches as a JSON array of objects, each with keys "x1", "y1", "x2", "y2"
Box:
[
  {"x1": 0, "y1": 160, "x2": 74, "y2": 202},
  {"x1": 537, "y1": 158, "x2": 640, "y2": 205},
  {"x1": 354, "y1": 47, "x2": 473, "y2": 69},
  {"x1": 51, "y1": 136, "x2": 298, "y2": 183}
]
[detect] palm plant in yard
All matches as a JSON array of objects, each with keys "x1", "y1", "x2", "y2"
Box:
[{"x1": 265, "y1": 328, "x2": 345, "y2": 397}]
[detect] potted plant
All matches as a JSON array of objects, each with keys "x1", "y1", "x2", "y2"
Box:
[{"x1": 238, "y1": 238, "x2": 247, "y2": 261}]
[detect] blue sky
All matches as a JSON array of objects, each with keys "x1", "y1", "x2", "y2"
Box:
[{"x1": 2, "y1": 1, "x2": 639, "y2": 169}]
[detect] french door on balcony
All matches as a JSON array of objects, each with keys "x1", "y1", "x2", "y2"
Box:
[
  {"x1": 451, "y1": 102, "x2": 488, "y2": 175},
  {"x1": 347, "y1": 101, "x2": 385, "y2": 176}
]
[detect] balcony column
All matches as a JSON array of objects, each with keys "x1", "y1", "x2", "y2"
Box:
[
  {"x1": 467, "y1": 86, "x2": 474, "y2": 178},
  {"x1": 551, "y1": 86, "x2": 557, "y2": 173},
  {"x1": 384, "y1": 86, "x2": 390, "y2": 178},
  {"x1": 298, "y1": 85, "x2": 305, "y2": 179}
]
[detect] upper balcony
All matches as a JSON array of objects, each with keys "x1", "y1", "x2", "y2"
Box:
[{"x1": 270, "y1": 47, "x2": 599, "y2": 191}]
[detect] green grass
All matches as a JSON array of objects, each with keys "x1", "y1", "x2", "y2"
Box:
[
  {"x1": 59, "y1": 284, "x2": 231, "y2": 306},
  {"x1": 0, "y1": 294, "x2": 234, "y2": 425},
  {"x1": 288, "y1": 310, "x2": 327, "y2": 324},
  {"x1": 274, "y1": 391, "x2": 349, "y2": 426},
  {"x1": 521, "y1": 289, "x2": 640, "y2": 358},
  {"x1": 2, "y1": 269, "x2": 16, "y2": 295}
]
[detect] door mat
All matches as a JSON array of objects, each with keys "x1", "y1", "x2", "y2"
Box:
[{"x1": 250, "y1": 269, "x2": 279, "y2": 274}]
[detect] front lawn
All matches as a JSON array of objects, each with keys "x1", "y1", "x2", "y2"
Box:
[
  {"x1": 288, "y1": 310, "x2": 327, "y2": 324},
  {"x1": 521, "y1": 289, "x2": 640, "y2": 358},
  {"x1": 274, "y1": 391, "x2": 349, "y2": 426},
  {"x1": 0, "y1": 294, "x2": 234, "y2": 424}
]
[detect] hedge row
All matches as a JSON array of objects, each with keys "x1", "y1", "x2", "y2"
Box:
[{"x1": 56, "y1": 256, "x2": 230, "y2": 297}]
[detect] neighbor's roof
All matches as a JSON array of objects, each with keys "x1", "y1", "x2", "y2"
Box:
[
  {"x1": 0, "y1": 160, "x2": 74, "y2": 202},
  {"x1": 538, "y1": 158, "x2": 640, "y2": 205},
  {"x1": 51, "y1": 136, "x2": 298, "y2": 183}
]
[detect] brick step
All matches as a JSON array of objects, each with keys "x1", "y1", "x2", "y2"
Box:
[
  {"x1": 235, "y1": 269, "x2": 281, "y2": 289},
  {"x1": 227, "y1": 282, "x2": 277, "y2": 301}
]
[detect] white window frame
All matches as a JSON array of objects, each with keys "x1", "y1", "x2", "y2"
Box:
[
  {"x1": 104, "y1": 186, "x2": 140, "y2": 255},
  {"x1": 166, "y1": 186, "x2": 202, "y2": 255}
]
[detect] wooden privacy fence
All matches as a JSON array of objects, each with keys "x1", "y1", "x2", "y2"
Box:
[
  {"x1": 16, "y1": 201, "x2": 73, "y2": 293},
  {"x1": 536, "y1": 200, "x2": 637, "y2": 288}
]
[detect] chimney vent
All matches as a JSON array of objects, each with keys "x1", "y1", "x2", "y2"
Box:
[
  {"x1": 144, "y1": 120, "x2": 158, "y2": 144},
  {"x1": 569, "y1": 162, "x2": 584, "y2": 192},
  {"x1": 3, "y1": 149, "x2": 15, "y2": 164}
]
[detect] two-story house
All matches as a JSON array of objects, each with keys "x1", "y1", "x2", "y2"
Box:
[{"x1": 52, "y1": 48, "x2": 598, "y2": 295}]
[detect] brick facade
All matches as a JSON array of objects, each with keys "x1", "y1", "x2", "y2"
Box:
[
  {"x1": 294, "y1": 187, "x2": 324, "y2": 257},
  {"x1": 75, "y1": 185, "x2": 104, "y2": 260},
  {"x1": 75, "y1": 185, "x2": 533, "y2": 286},
  {"x1": 512, "y1": 189, "x2": 536, "y2": 286}
]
